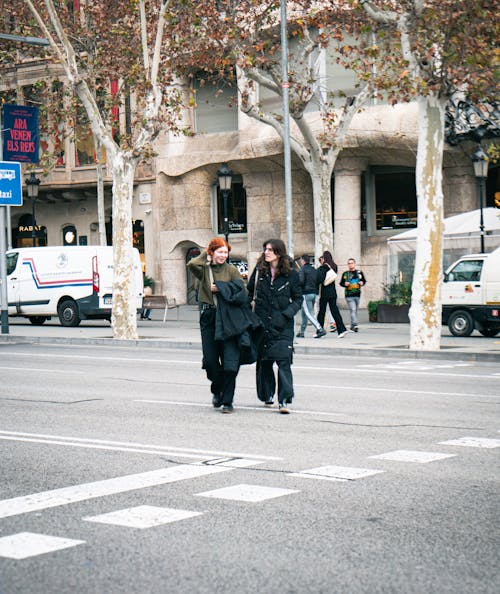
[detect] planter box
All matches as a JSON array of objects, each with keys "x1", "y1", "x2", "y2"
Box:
[{"x1": 376, "y1": 303, "x2": 410, "y2": 323}]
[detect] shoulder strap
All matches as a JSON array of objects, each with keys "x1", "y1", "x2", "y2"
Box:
[
  {"x1": 208, "y1": 264, "x2": 218, "y2": 307},
  {"x1": 252, "y1": 268, "x2": 259, "y2": 310}
]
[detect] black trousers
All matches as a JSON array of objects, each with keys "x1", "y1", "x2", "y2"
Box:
[
  {"x1": 317, "y1": 293, "x2": 347, "y2": 333},
  {"x1": 200, "y1": 309, "x2": 238, "y2": 405},
  {"x1": 256, "y1": 358, "x2": 294, "y2": 405}
]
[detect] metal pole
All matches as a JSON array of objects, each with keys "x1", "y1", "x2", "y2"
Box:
[
  {"x1": 223, "y1": 189, "x2": 229, "y2": 244},
  {"x1": 280, "y1": 0, "x2": 293, "y2": 257},
  {"x1": 0, "y1": 206, "x2": 9, "y2": 334},
  {"x1": 31, "y1": 197, "x2": 37, "y2": 247},
  {"x1": 479, "y1": 177, "x2": 485, "y2": 253}
]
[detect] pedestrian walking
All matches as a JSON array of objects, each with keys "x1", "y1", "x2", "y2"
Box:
[
  {"x1": 247, "y1": 239, "x2": 302, "y2": 414},
  {"x1": 340, "y1": 258, "x2": 367, "y2": 332},
  {"x1": 296, "y1": 254, "x2": 325, "y2": 338},
  {"x1": 187, "y1": 237, "x2": 251, "y2": 413},
  {"x1": 316, "y1": 250, "x2": 349, "y2": 338}
]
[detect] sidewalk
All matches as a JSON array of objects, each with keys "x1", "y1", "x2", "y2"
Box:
[{"x1": 2, "y1": 306, "x2": 500, "y2": 362}]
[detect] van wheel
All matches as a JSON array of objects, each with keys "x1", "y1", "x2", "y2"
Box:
[
  {"x1": 29, "y1": 316, "x2": 47, "y2": 326},
  {"x1": 479, "y1": 327, "x2": 500, "y2": 338},
  {"x1": 448, "y1": 310, "x2": 474, "y2": 337},
  {"x1": 58, "y1": 299, "x2": 81, "y2": 327}
]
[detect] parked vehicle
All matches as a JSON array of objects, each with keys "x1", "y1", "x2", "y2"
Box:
[
  {"x1": 6, "y1": 246, "x2": 143, "y2": 326},
  {"x1": 442, "y1": 247, "x2": 500, "y2": 337}
]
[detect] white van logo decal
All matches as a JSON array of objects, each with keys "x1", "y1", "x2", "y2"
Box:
[{"x1": 56, "y1": 253, "x2": 68, "y2": 268}]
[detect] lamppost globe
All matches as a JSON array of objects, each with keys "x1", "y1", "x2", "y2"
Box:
[
  {"x1": 216, "y1": 163, "x2": 233, "y2": 243},
  {"x1": 25, "y1": 172, "x2": 41, "y2": 247},
  {"x1": 471, "y1": 146, "x2": 489, "y2": 254}
]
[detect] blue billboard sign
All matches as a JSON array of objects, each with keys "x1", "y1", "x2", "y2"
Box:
[
  {"x1": 0, "y1": 162, "x2": 23, "y2": 206},
  {"x1": 2, "y1": 104, "x2": 39, "y2": 164}
]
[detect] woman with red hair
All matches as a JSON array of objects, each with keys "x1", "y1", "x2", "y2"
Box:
[{"x1": 187, "y1": 237, "x2": 244, "y2": 413}]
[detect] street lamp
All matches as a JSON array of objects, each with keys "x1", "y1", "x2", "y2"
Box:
[
  {"x1": 217, "y1": 163, "x2": 233, "y2": 243},
  {"x1": 25, "y1": 172, "x2": 41, "y2": 247},
  {"x1": 471, "y1": 146, "x2": 489, "y2": 253}
]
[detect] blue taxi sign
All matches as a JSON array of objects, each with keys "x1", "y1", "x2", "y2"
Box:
[{"x1": 0, "y1": 162, "x2": 22, "y2": 206}]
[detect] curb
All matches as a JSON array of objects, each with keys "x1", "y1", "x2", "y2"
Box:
[{"x1": 1, "y1": 334, "x2": 499, "y2": 363}]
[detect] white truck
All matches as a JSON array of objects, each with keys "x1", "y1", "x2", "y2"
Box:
[
  {"x1": 442, "y1": 246, "x2": 500, "y2": 337},
  {"x1": 6, "y1": 246, "x2": 143, "y2": 327}
]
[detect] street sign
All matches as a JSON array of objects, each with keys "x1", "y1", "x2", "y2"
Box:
[{"x1": 0, "y1": 161, "x2": 22, "y2": 206}]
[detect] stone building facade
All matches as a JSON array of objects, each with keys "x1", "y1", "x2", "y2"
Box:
[{"x1": 2, "y1": 62, "x2": 497, "y2": 308}]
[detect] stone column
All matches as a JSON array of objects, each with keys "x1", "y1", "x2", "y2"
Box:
[{"x1": 333, "y1": 158, "x2": 364, "y2": 269}]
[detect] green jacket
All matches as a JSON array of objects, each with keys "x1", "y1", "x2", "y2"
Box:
[{"x1": 187, "y1": 250, "x2": 242, "y2": 305}]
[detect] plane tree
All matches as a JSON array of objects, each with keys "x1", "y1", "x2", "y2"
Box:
[
  {"x1": 6, "y1": 0, "x2": 187, "y2": 339},
  {"x1": 360, "y1": 0, "x2": 498, "y2": 350}
]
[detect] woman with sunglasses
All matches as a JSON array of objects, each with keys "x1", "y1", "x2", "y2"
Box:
[{"x1": 247, "y1": 239, "x2": 302, "y2": 413}]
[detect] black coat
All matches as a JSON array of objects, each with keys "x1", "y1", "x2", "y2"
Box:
[
  {"x1": 317, "y1": 264, "x2": 338, "y2": 300},
  {"x1": 247, "y1": 267, "x2": 302, "y2": 360},
  {"x1": 214, "y1": 279, "x2": 263, "y2": 367},
  {"x1": 299, "y1": 263, "x2": 319, "y2": 294}
]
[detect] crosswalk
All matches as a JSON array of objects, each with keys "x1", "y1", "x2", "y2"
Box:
[{"x1": 0, "y1": 433, "x2": 498, "y2": 560}]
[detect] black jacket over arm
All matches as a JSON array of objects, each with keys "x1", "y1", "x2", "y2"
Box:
[{"x1": 247, "y1": 268, "x2": 302, "y2": 360}]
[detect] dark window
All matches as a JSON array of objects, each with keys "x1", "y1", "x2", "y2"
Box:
[
  {"x1": 216, "y1": 182, "x2": 247, "y2": 235},
  {"x1": 374, "y1": 169, "x2": 417, "y2": 230}
]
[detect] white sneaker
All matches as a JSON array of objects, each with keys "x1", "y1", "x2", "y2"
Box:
[{"x1": 338, "y1": 330, "x2": 348, "y2": 338}]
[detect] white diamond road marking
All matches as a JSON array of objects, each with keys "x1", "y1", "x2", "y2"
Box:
[
  {"x1": 369, "y1": 450, "x2": 457, "y2": 463},
  {"x1": 438, "y1": 437, "x2": 500, "y2": 449},
  {"x1": 196, "y1": 484, "x2": 299, "y2": 503},
  {"x1": 0, "y1": 460, "x2": 262, "y2": 520},
  {"x1": 83, "y1": 505, "x2": 202, "y2": 529},
  {"x1": 0, "y1": 532, "x2": 84, "y2": 560},
  {"x1": 289, "y1": 465, "x2": 384, "y2": 482}
]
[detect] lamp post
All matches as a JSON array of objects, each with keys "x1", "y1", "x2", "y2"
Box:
[
  {"x1": 25, "y1": 172, "x2": 41, "y2": 247},
  {"x1": 217, "y1": 163, "x2": 233, "y2": 244},
  {"x1": 471, "y1": 146, "x2": 489, "y2": 253}
]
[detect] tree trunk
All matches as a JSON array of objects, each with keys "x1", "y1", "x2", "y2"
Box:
[
  {"x1": 409, "y1": 94, "x2": 446, "y2": 351},
  {"x1": 310, "y1": 159, "x2": 335, "y2": 259},
  {"x1": 110, "y1": 154, "x2": 139, "y2": 340}
]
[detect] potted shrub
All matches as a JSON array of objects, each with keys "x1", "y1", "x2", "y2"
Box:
[
  {"x1": 376, "y1": 278, "x2": 412, "y2": 323},
  {"x1": 367, "y1": 300, "x2": 385, "y2": 322}
]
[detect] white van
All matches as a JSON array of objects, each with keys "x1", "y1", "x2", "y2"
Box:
[
  {"x1": 442, "y1": 246, "x2": 500, "y2": 337},
  {"x1": 6, "y1": 246, "x2": 143, "y2": 326}
]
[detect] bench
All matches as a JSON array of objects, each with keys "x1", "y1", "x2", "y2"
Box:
[{"x1": 142, "y1": 295, "x2": 178, "y2": 322}]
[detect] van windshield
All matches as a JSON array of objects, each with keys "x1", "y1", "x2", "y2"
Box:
[
  {"x1": 446, "y1": 259, "x2": 483, "y2": 282},
  {"x1": 6, "y1": 252, "x2": 18, "y2": 276}
]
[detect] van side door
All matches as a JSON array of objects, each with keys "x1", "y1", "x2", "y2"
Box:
[
  {"x1": 443, "y1": 258, "x2": 484, "y2": 305},
  {"x1": 6, "y1": 252, "x2": 20, "y2": 312}
]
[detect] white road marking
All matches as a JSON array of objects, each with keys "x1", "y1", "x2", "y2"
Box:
[
  {"x1": 293, "y1": 384, "x2": 493, "y2": 398},
  {"x1": 2, "y1": 351, "x2": 497, "y2": 379},
  {"x1": 0, "y1": 459, "x2": 262, "y2": 520},
  {"x1": 0, "y1": 435, "x2": 214, "y2": 461},
  {"x1": 438, "y1": 437, "x2": 500, "y2": 449},
  {"x1": 290, "y1": 465, "x2": 384, "y2": 482},
  {"x1": 369, "y1": 450, "x2": 457, "y2": 463},
  {"x1": 83, "y1": 506, "x2": 202, "y2": 529},
  {"x1": 138, "y1": 400, "x2": 346, "y2": 417},
  {"x1": 0, "y1": 366, "x2": 84, "y2": 374},
  {"x1": 0, "y1": 430, "x2": 282, "y2": 461},
  {"x1": 196, "y1": 484, "x2": 299, "y2": 503},
  {"x1": 0, "y1": 533, "x2": 84, "y2": 560}
]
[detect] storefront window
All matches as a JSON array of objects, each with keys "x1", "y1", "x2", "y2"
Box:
[
  {"x1": 374, "y1": 169, "x2": 417, "y2": 230},
  {"x1": 215, "y1": 181, "x2": 247, "y2": 235}
]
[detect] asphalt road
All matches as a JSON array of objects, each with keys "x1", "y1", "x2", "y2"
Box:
[{"x1": 0, "y1": 343, "x2": 499, "y2": 594}]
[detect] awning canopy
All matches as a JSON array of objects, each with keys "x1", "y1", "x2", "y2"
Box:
[{"x1": 387, "y1": 208, "x2": 500, "y2": 254}]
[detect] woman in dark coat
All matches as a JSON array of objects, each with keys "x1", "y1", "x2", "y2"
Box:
[
  {"x1": 247, "y1": 239, "x2": 302, "y2": 414},
  {"x1": 316, "y1": 250, "x2": 349, "y2": 338},
  {"x1": 187, "y1": 237, "x2": 244, "y2": 413}
]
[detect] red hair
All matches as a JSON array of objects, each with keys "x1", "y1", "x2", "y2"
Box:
[{"x1": 207, "y1": 237, "x2": 231, "y2": 255}]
